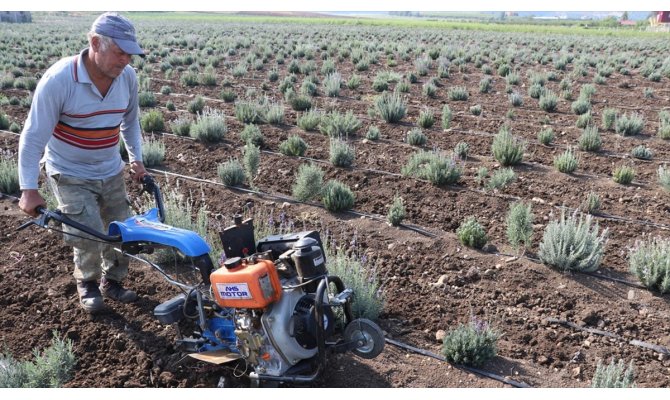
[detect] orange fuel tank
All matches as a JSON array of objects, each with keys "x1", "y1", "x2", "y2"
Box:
[{"x1": 210, "y1": 257, "x2": 282, "y2": 309}]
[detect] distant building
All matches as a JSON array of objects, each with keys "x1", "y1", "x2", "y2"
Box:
[
  {"x1": 0, "y1": 11, "x2": 32, "y2": 23},
  {"x1": 619, "y1": 20, "x2": 637, "y2": 26},
  {"x1": 648, "y1": 11, "x2": 670, "y2": 31}
]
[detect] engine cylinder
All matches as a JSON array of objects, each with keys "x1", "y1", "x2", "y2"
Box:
[{"x1": 291, "y1": 237, "x2": 327, "y2": 292}]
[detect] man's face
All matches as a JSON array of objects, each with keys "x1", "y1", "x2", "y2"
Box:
[{"x1": 93, "y1": 38, "x2": 131, "y2": 79}]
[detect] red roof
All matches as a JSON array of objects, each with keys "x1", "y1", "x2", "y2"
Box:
[{"x1": 620, "y1": 20, "x2": 636, "y2": 25}]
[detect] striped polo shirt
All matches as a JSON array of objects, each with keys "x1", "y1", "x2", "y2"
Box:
[{"x1": 18, "y1": 48, "x2": 143, "y2": 190}]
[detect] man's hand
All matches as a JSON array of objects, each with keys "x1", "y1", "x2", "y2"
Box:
[
  {"x1": 129, "y1": 160, "x2": 148, "y2": 182},
  {"x1": 19, "y1": 189, "x2": 47, "y2": 217}
]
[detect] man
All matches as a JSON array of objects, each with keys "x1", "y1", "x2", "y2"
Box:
[{"x1": 18, "y1": 12, "x2": 149, "y2": 313}]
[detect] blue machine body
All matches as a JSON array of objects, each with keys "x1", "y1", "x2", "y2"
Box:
[
  {"x1": 200, "y1": 317, "x2": 239, "y2": 353},
  {"x1": 108, "y1": 208, "x2": 211, "y2": 257}
]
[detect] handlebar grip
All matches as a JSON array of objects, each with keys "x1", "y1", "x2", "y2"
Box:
[{"x1": 35, "y1": 205, "x2": 46, "y2": 215}]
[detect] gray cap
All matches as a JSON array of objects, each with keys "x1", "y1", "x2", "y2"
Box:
[{"x1": 91, "y1": 12, "x2": 144, "y2": 57}]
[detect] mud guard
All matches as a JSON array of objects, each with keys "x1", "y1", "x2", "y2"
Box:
[{"x1": 108, "y1": 208, "x2": 211, "y2": 257}]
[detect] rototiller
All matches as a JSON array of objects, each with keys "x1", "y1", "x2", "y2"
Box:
[{"x1": 18, "y1": 176, "x2": 384, "y2": 385}]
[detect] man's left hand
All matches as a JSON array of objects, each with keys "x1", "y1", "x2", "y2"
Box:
[{"x1": 129, "y1": 161, "x2": 148, "y2": 182}]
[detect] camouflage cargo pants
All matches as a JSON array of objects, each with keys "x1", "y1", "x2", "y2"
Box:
[{"x1": 47, "y1": 171, "x2": 131, "y2": 282}]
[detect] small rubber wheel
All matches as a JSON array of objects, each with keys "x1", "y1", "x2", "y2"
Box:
[{"x1": 344, "y1": 318, "x2": 384, "y2": 359}]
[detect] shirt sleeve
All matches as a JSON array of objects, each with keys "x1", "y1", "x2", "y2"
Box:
[
  {"x1": 120, "y1": 67, "x2": 143, "y2": 164},
  {"x1": 18, "y1": 73, "x2": 66, "y2": 190}
]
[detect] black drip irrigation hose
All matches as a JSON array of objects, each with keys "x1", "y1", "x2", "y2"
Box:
[
  {"x1": 384, "y1": 338, "x2": 531, "y2": 388},
  {"x1": 546, "y1": 318, "x2": 670, "y2": 356},
  {"x1": 144, "y1": 167, "x2": 439, "y2": 238}
]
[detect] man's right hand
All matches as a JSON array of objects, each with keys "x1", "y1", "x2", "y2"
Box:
[{"x1": 19, "y1": 189, "x2": 47, "y2": 217}]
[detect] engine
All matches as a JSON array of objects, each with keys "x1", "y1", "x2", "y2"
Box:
[{"x1": 207, "y1": 227, "x2": 334, "y2": 377}]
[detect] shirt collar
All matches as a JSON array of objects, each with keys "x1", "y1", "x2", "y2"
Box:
[{"x1": 74, "y1": 48, "x2": 93, "y2": 84}]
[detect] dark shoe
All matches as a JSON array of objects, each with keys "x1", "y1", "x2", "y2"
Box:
[
  {"x1": 100, "y1": 277, "x2": 137, "y2": 303},
  {"x1": 77, "y1": 280, "x2": 105, "y2": 313}
]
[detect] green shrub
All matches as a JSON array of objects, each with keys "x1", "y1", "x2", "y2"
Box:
[
  {"x1": 486, "y1": 167, "x2": 517, "y2": 190},
  {"x1": 441, "y1": 104, "x2": 452, "y2": 129},
  {"x1": 0, "y1": 157, "x2": 19, "y2": 194},
  {"x1": 0, "y1": 113, "x2": 10, "y2": 130},
  {"x1": 447, "y1": 86, "x2": 468, "y2": 101},
  {"x1": 571, "y1": 98, "x2": 591, "y2": 115},
  {"x1": 366, "y1": 125, "x2": 380, "y2": 140},
  {"x1": 165, "y1": 101, "x2": 176, "y2": 111},
  {"x1": 417, "y1": 109, "x2": 435, "y2": 129},
  {"x1": 454, "y1": 141, "x2": 469, "y2": 160},
  {"x1": 581, "y1": 192, "x2": 601, "y2": 215},
  {"x1": 387, "y1": 195, "x2": 406, "y2": 226},
  {"x1": 191, "y1": 107, "x2": 227, "y2": 143},
  {"x1": 264, "y1": 102, "x2": 285, "y2": 125},
  {"x1": 537, "y1": 127, "x2": 555, "y2": 145},
  {"x1": 217, "y1": 159, "x2": 245, "y2": 186},
  {"x1": 579, "y1": 84, "x2": 596, "y2": 99},
  {"x1": 469, "y1": 105, "x2": 482, "y2": 116},
  {"x1": 220, "y1": 89, "x2": 237, "y2": 103},
  {"x1": 322, "y1": 179, "x2": 355, "y2": 212},
  {"x1": 375, "y1": 91, "x2": 407, "y2": 123},
  {"x1": 491, "y1": 127, "x2": 525, "y2": 166},
  {"x1": 372, "y1": 75, "x2": 389, "y2": 92},
  {"x1": 234, "y1": 99, "x2": 264, "y2": 124},
  {"x1": 478, "y1": 77, "x2": 492, "y2": 94},
  {"x1": 141, "y1": 137, "x2": 166, "y2": 167},
  {"x1": 289, "y1": 94, "x2": 312, "y2": 111},
  {"x1": 140, "y1": 110, "x2": 164, "y2": 133},
  {"x1": 240, "y1": 124, "x2": 264, "y2": 147},
  {"x1": 575, "y1": 112, "x2": 592, "y2": 129},
  {"x1": 138, "y1": 91, "x2": 157, "y2": 107},
  {"x1": 592, "y1": 359, "x2": 635, "y2": 388},
  {"x1": 180, "y1": 72, "x2": 199, "y2": 87},
  {"x1": 329, "y1": 138, "x2": 355, "y2": 167},
  {"x1": 242, "y1": 143, "x2": 260, "y2": 181},
  {"x1": 552, "y1": 145, "x2": 579, "y2": 174},
  {"x1": 658, "y1": 112, "x2": 670, "y2": 139},
  {"x1": 528, "y1": 83, "x2": 544, "y2": 99},
  {"x1": 169, "y1": 117, "x2": 191, "y2": 136},
  {"x1": 612, "y1": 165, "x2": 635, "y2": 185},
  {"x1": 659, "y1": 165, "x2": 670, "y2": 191},
  {"x1": 325, "y1": 246, "x2": 383, "y2": 320},
  {"x1": 631, "y1": 145, "x2": 652, "y2": 160},
  {"x1": 0, "y1": 331, "x2": 76, "y2": 388},
  {"x1": 578, "y1": 126, "x2": 601, "y2": 152},
  {"x1": 279, "y1": 134, "x2": 307, "y2": 157},
  {"x1": 347, "y1": 74, "x2": 361, "y2": 90},
  {"x1": 160, "y1": 85, "x2": 172, "y2": 95},
  {"x1": 319, "y1": 110, "x2": 361, "y2": 138},
  {"x1": 323, "y1": 72, "x2": 342, "y2": 97},
  {"x1": 9, "y1": 122, "x2": 20, "y2": 133},
  {"x1": 629, "y1": 237, "x2": 670, "y2": 294},
  {"x1": 442, "y1": 317, "x2": 499, "y2": 367},
  {"x1": 401, "y1": 151, "x2": 461, "y2": 186},
  {"x1": 187, "y1": 96, "x2": 206, "y2": 114},
  {"x1": 601, "y1": 108, "x2": 617, "y2": 131},
  {"x1": 297, "y1": 109, "x2": 321, "y2": 131},
  {"x1": 406, "y1": 128, "x2": 427, "y2": 146},
  {"x1": 292, "y1": 163, "x2": 324, "y2": 202},
  {"x1": 615, "y1": 113, "x2": 644, "y2": 136},
  {"x1": 538, "y1": 210, "x2": 608, "y2": 272},
  {"x1": 396, "y1": 79, "x2": 410, "y2": 93},
  {"x1": 456, "y1": 217, "x2": 487, "y2": 249},
  {"x1": 506, "y1": 202, "x2": 533, "y2": 252},
  {"x1": 422, "y1": 82, "x2": 437, "y2": 98},
  {"x1": 539, "y1": 90, "x2": 558, "y2": 112},
  {"x1": 509, "y1": 92, "x2": 523, "y2": 107}
]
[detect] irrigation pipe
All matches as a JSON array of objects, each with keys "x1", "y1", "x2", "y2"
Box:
[
  {"x1": 546, "y1": 318, "x2": 670, "y2": 356},
  {"x1": 384, "y1": 338, "x2": 531, "y2": 388}
]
